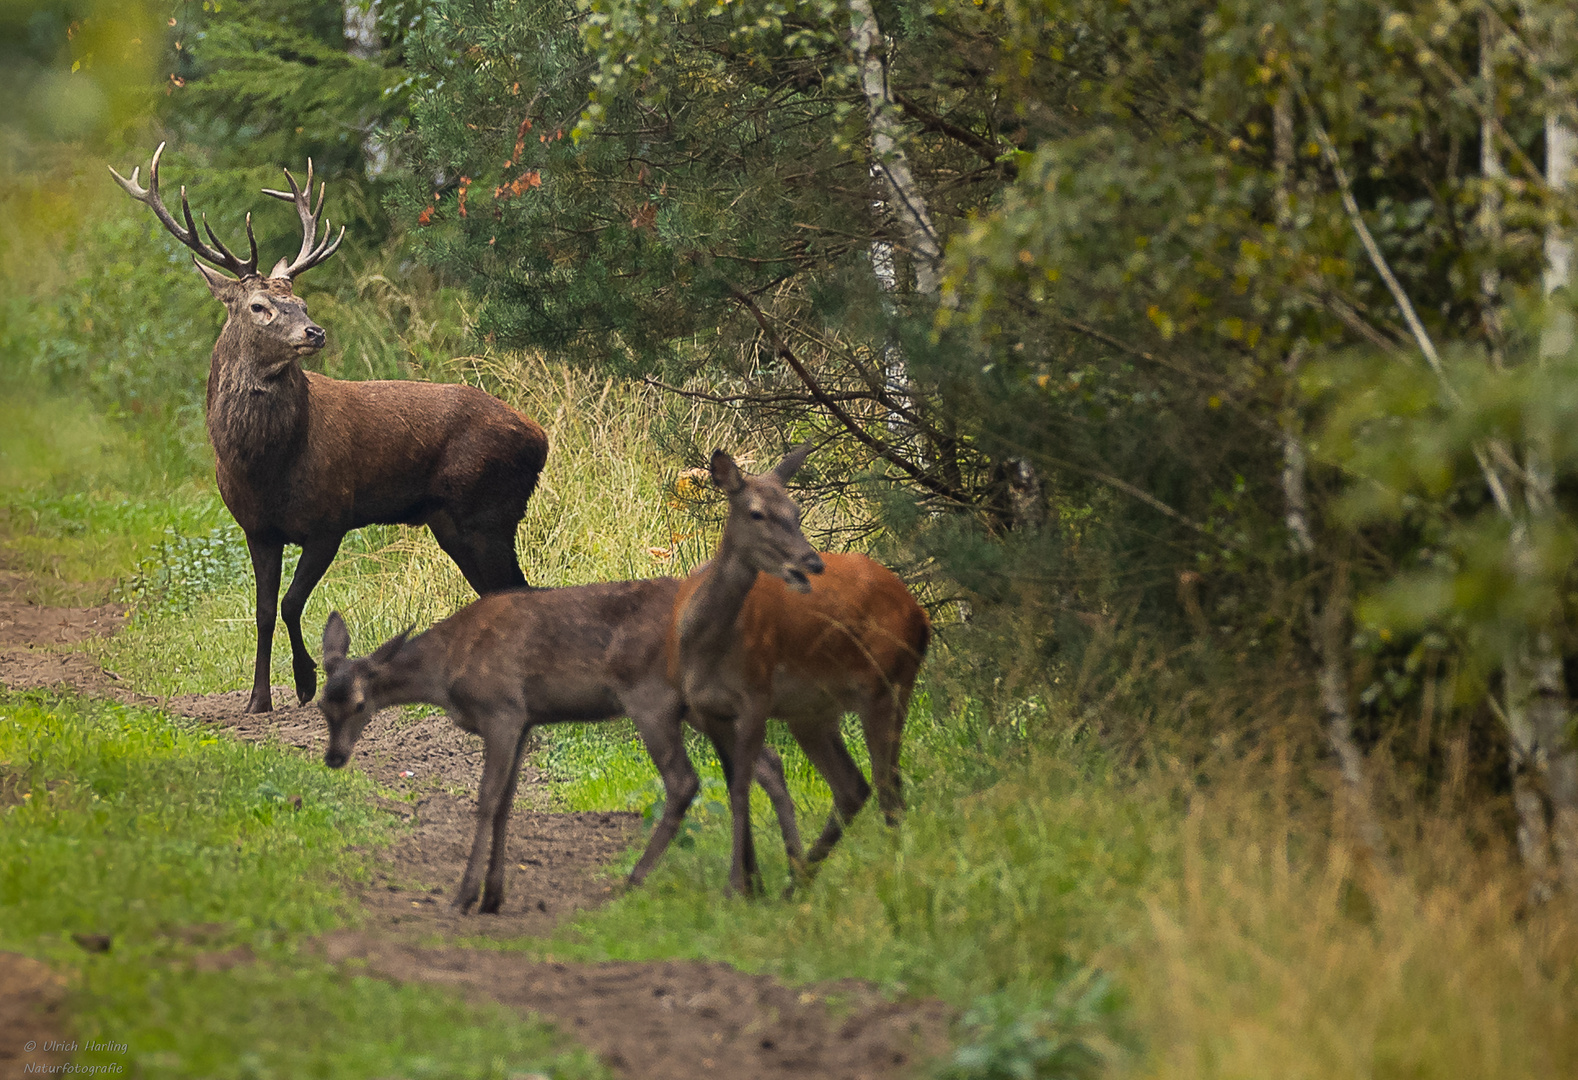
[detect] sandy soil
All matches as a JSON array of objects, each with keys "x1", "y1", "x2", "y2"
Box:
[
  {"x1": 0, "y1": 566, "x2": 948, "y2": 1078},
  {"x1": 0, "y1": 953, "x2": 70, "y2": 1080}
]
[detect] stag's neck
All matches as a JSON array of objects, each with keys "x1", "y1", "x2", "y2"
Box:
[
  {"x1": 677, "y1": 535, "x2": 760, "y2": 663},
  {"x1": 205, "y1": 325, "x2": 309, "y2": 475},
  {"x1": 367, "y1": 632, "x2": 453, "y2": 713}
]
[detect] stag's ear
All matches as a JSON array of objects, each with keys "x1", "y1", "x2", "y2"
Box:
[
  {"x1": 322, "y1": 611, "x2": 351, "y2": 672},
  {"x1": 772, "y1": 442, "x2": 813, "y2": 484},
  {"x1": 368, "y1": 625, "x2": 414, "y2": 666},
  {"x1": 710, "y1": 449, "x2": 745, "y2": 494},
  {"x1": 192, "y1": 258, "x2": 239, "y2": 301}
]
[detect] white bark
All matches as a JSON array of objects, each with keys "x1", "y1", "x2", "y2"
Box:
[
  {"x1": 344, "y1": 1, "x2": 390, "y2": 178},
  {"x1": 1480, "y1": 14, "x2": 1506, "y2": 363},
  {"x1": 848, "y1": 0, "x2": 942, "y2": 297},
  {"x1": 1534, "y1": 97, "x2": 1578, "y2": 899}
]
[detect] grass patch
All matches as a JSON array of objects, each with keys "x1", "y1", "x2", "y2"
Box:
[{"x1": 0, "y1": 690, "x2": 606, "y2": 1080}]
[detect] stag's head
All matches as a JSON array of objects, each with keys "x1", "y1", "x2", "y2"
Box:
[
  {"x1": 711, "y1": 444, "x2": 825, "y2": 593},
  {"x1": 318, "y1": 611, "x2": 410, "y2": 769},
  {"x1": 110, "y1": 142, "x2": 344, "y2": 362}
]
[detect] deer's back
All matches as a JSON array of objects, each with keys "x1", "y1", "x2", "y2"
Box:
[
  {"x1": 671, "y1": 552, "x2": 929, "y2": 697},
  {"x1": 431, "y1": 578, "x2": 680, "y2": 720}
]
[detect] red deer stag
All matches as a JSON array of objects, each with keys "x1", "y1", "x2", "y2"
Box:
[
  {"x1": 111, "y1": 144, "x2": 548, "y2": 714},
  {"x1": 318, "y1": 586, "x2": 804, "y2": 912},
  {"x1": 669, "y1": 447, "x2": 931, "y2": 895}
]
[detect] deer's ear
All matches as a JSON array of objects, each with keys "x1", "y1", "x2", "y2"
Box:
[
  {"x1": 322, "y1": 612, "x2": 351, "y2": 670},
  {"x1": 773, "y1": 442, "x2": 813, "y2": 484},
  {"x1": 710, "y1": 449, "x2": 745, "y2": 494},
  {"x1": 192, "y1": 258, "x2": 240, "y2": 301},
  {"x1": 369, "y1": 625, "x2": 414, "y2": 666}
]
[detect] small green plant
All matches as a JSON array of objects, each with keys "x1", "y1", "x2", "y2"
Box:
[
  {"x1": 120, "y1": 524, "x2": 253, "y2": 613},
  {"x1": 938, "y1": 976, "x2": 1119, "y2": 1080}
]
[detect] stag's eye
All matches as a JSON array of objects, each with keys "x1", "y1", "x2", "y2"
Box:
[
  {"x1": 750, "y1": 510, "x2": 766, "y2": 521},
  {"x1": 250, "y1": 303, "x2": 267, "y2": 314}
]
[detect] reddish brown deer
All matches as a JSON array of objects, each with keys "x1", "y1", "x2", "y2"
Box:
[
  {"x1": 317, "y1": 586, "x2": 804, "y2": 912},
  {"x1": 669, "y1": 447, "x2": 931, "y2": 895},
  {"x1": 111, "y1": 143, "x2": 548, "y2": 713}
]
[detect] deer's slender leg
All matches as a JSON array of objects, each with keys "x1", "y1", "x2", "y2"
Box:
[
  {"x1": 245, "y1": 535, "x2": 285, "y2": 714},
  {"x1": 793, "y1": 717, "x2": 873, "y2": 865},
  {"x1": 480, "y1": 721, "x2": 532, "y2": 913},
  {"x1": 753, "y1": 745, "x2": 806, "y2": 869},
  {"x1": 858, "y1": 685, "x2": 908, "y2": 825},
  {"x1": 280, "y1": 535, "x2": 343, "y2": 705},
  {"x1": 626, "y1": 687, "x2": 700, "y2": 885},
  {"x1": 456, "y1": 716, "x2": 524, "y2": 912},
  {"x1": 713, "y1": 706, "x2": 768, "y2": 896}
]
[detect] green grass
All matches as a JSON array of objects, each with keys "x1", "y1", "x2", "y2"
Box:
[{"x1": 0, "y1": 690, "x2": 607, "y2": 1080}]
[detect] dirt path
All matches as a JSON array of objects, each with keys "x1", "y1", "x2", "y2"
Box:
[{"x1": 0, "y1": 568, "x2": 948, "y2": 1079}]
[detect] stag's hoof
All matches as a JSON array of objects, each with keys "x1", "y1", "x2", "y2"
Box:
[
  {"x1": 479, "y1": 891, "x2": 504, "y2": 915},
  {"x1": 293, "y1": 663, "x2": 318, "y2": 705},
  {"x1": 245, "y1": 692, "x2": 274, "y2": 714}
]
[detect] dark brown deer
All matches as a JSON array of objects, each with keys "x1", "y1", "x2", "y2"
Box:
[
  {"x1": 669, "y1": 447, "x2": 931, "y2": 895},
  {"x1": 111, "y1": 143, "x2": 548, "y2": 713},
  {"x1": 317, "y1": 585, "x2": 805, "y2": 912}
]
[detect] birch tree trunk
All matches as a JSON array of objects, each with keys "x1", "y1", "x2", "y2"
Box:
[
  {"x1": 1275, "y1": 83, "x2": 1385, "y2": 863},
  {"x1": 1533, "y1": 105, "x2": 1578, "y2": 898},
  {"x1": 848, "y1": 0, "x2": 941, "y2": 297},
  {"x1": 847, "y1": 0, "x2": 1039, "y2": 529},
  {"x1": 344, "y1": 0, "x2": 389, "y2": 177}
]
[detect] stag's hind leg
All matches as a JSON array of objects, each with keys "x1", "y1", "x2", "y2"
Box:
[
  {"x1": 280, "y1": 536, "x2": 343, "y2": 705},
  {"x1": 430, "y1": 510, "x2": 526, "y2": 594}
]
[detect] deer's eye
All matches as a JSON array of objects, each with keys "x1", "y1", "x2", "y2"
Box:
[
  {"x1": 750, "y1": 510, "x2": 766, "y2": 521},
  {"x1": 250, "y1": 303, "x2": 267, "y2": 314}
]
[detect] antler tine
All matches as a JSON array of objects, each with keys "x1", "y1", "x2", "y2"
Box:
[
  {"x1": 201, "y1": 211, "x2": 259, "y2": 275},
  {"x1": 261, "y1": 158, "x2": 347, "y2": 279},
  {"x1": 109, "y1": 142, "x2": 258, "y2": 280},
  {"x1": 179, "y1": 184, "x2": 256, "y2": 276}
]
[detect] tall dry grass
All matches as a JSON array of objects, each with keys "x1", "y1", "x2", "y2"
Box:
[{"x1": 1120, "y1": 731, "x2": 1578, "y2": 1080}]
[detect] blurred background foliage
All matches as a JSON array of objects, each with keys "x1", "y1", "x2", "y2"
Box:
[{"x1": 4, "y1": 0, "x2": 1578, "y2": 1073}]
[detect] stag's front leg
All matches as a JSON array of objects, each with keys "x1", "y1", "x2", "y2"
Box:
[
  {"x1": 281, "y1": 536, "x2": 343, "y2": 705},
  {"x1": 455, "y1": 716, "x2": 524, "y2": 913},
  {"x1": 244, "y1": 535, "x2": 284, "y2": 714}
]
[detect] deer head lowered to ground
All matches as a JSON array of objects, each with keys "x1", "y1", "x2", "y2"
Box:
[
  {"x1": 668, "y1": 447, "x2": 931, "y2": 895},
  {"x1": 317, "y1": 585, "x2": 805, "y2": 913},
  {"x1": 111, "y1": 143, "x2": 548, "y2": 713}
]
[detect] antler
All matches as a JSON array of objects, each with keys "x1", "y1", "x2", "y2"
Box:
[
  {"x1": 261, "y1": 159, "x2": 345, "y2": 280},
  {"x1": 108, "y1": 142, "x2": 259, "y2": 280}
]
